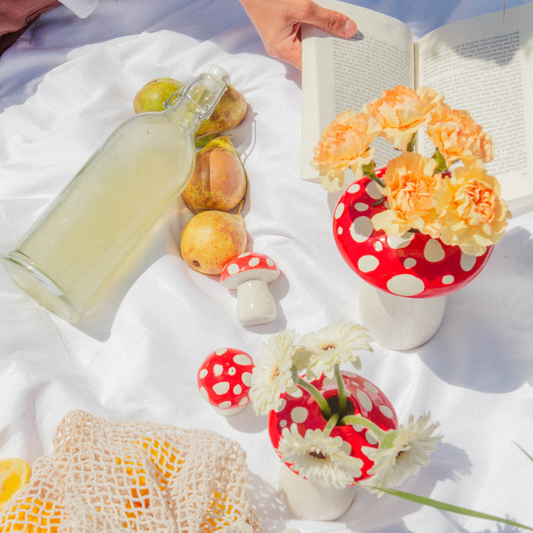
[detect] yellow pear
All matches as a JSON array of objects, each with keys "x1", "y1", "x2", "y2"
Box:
[
  {"x1": 180, "y1": 210, "x2": 247, "y2": 275},
  {"x1": 182, "y1": 136, "x2": 246, "y2": 213},
  {"x1": 195, "y1": 84, "x2": 247, "y2": 140},
  {"x1": 133, "y1": 77, "x2": 183, "y2": 113}
]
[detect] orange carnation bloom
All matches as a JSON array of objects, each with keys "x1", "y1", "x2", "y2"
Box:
[
  {"x1": 312, "y1": 110, "x2": 382, "y2": 192},
  {"x1": 363, "y1": 86, "x2": 444, "y2": 152},
  {"x1": 433, "y1": 158, "x2": 510, "y2": 256},
  {"x1": 372, "y1": 152, "x2": 442, "y2": 237},
  {"x1": 426, "y1": 106, "x2": 493, "y2": 168}
]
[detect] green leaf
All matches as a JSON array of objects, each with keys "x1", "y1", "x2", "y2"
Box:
[
  {"x1": 406, "y1": 132, "x2": 418, "y2": 152},
  {"x1": 433, "y1": 148, "x2": 448, "y2": 172},
  {"x1": 374, "y1": 487, "x2": 533, "y2": 531}
]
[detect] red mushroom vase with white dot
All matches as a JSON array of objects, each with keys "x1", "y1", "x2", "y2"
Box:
[
  {"x1": 249, "y1": 323, "x2": 441, "y2": 521},
  {"x1": 312, "y1": 86, "x2": 511, "y2": 351}
]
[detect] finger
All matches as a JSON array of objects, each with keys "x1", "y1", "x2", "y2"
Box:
[{"x1": 303, "y1": 5, "x2": 357, "y2": 38}]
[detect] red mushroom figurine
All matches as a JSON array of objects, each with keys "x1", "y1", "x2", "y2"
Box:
[
  {"x1": 197, "y1": 347, "x2": 254, "y2": 416},
  {"x1": 220, "y1": 252, "x2": 280, "y2": 326}
]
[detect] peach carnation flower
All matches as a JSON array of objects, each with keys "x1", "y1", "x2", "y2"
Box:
[
  {"x1": 312, "y1": 110, "x2": 381, "y2": 193},
  {"x1": 426, "y1": 106, "x2": 493, "y2": 168},
  {"x1": 433, "y1": 158, "x2": 511, "y2": 256},
  {"x1": 372, "y1": 152, "x2": 442, "y2": 237},
  {"x1": 363, "y1": 86, "x2": 444, "y2": 152}
]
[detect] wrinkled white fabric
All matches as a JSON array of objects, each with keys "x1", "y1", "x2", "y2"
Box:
[{"x1": 0, "y1": 1, "x2": 532, "y2": 532}]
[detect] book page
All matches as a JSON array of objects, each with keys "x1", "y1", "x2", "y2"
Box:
[
  {"x1": 301, "y1": 0, "x2": 415, "y2": 182},
  {"x1": 417, "y1": 3, "x2": 533, "y2": 203}
]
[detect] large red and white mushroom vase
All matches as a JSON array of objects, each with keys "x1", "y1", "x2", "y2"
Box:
[
  {"x1": 220, "y1": 252, "x2": 280, "y2": 326},
  {"x1": 269, "y1": 371, "x2": 398, "y2": 520},
  {"x1": 333, "y1": 175, "x2": 493, "y2": 350},
  {"x1": 197, "y1": 347, "x2": 254, "y2": 416}
]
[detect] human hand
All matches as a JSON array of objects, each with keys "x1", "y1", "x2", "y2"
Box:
[{"x1": 238, "y1": 0, "x2": 357, "y2": 69}]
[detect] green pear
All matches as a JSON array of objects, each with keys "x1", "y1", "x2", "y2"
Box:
[
  {"x1": 133, "y1": 77, "x2": 183, "y2": 113},
  {"x1": 195, "y1": 84, "x2": 247, "y2": 140}
]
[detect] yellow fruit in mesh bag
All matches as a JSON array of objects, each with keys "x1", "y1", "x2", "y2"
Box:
[
  {"x1": 0, "y1": 496, "x2": 62, "y2": 533},
  {"x1": 200, "y1": 492, "x2": 241, "y2": 532},
  {"x1": 0, "y1": 459, "x2": 30, "y2": 510}
]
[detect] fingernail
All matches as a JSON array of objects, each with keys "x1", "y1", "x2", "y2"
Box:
[{"x1": 343, "y1": 19, "x2": 357, "y2": 36}]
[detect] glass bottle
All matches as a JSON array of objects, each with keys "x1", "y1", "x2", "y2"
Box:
[{"x1": 3, "y1": 65, "x2": 230, "y2": 322}]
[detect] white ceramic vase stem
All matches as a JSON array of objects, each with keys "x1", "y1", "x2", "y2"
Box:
[
  {"x1": 236, "y1": 279, "x2": 276, "y2": 326},
  {"x1": 359, "y1": 282, "x2": 446, "y2": 351},
  {"x1": 278, "y1": 464, "x2": 357, "y2": 521}
]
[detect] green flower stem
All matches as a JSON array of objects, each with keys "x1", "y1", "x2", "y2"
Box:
[
  {"x1": 323, "y1": 413, "x2": 339, "y2": 437},
  {"x1": 373, "y1": 487, "x2": 533, "y2": 531},
  {"x1": 432, "y1": 147, "x2": 448, "y2": 173},
  {"x1": 340, "y1": 414, "x2": 388, "y2": 443},
  {"x1": 334, "y1": 365, "x2": 347, "y2": 420},
  {"x1": 293, "y1": 372, "x2": 331, "y2": 420}
]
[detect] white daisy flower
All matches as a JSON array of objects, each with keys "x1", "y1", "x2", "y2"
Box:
[
  {"x1": 361, "y1": 412, "x2": 442, "y2": 493},
  {"x1": 278, "y1": 424, "x2": 364, "y2": 488},
  {"x1": 250, "y1": 329, "x2": 300, "y2": 416},
  {"x1": 294, "y1": 322, "x2": 373, "y2": 380}
]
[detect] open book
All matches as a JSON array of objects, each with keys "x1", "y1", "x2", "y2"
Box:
[{"x1": 301, "y1": 0, "x2": 533, "y2": 204}]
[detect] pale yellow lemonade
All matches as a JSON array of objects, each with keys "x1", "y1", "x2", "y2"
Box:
[{"x1": 3, "y1": 66, "x2": 229, "y2": 321}]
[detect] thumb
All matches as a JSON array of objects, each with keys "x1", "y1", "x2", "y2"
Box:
[{"x1": 304, "y1": 5, "x2": 357, "y2": 38}]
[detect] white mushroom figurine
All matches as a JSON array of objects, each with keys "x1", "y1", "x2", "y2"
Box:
[
  {"x1": 220, "y1": 252, "x2": 280, "y2": 326},
  {"x1": 197, "y1": 347, "x2": 253, "y2": 416}
]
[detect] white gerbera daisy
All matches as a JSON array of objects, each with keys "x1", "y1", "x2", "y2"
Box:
[
  {"x1": 250, "y1": 329, "x2": 300, "y2": 416},
  {"x1": 361, "y1": 412, "x2": 442, "y2": 493},
  {"x1": 294, "y1": 322, "x2": 373, "y2": 380},
  {"x1": 278, "y1": 424, "x2": 364, "y2": 488}
]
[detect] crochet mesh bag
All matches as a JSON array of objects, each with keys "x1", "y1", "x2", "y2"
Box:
[{"x1": 0, "y1": 410, "x2": 261, "y2": 533}]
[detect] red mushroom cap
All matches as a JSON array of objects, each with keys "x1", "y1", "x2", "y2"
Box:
[
  {"x1": 268, "y1": 371, "x2": 398, "y2": 484},
  {"x1": 333, "y1": 174, "x2": 493, "y2": 298},
  {"x1": 220, "y1": 252, "x2": 280, "y2": 289},
  {"x1": 197, "y1": 348, "x2": 253, "y2": 410}
]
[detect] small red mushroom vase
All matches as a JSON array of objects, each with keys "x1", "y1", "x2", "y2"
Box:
[
  {"x1": 332, "y1": 173, "x2": 493, "y2": 350},
  {"x1": 268, "y1": 371, "x2": 398, "y2": 485}
]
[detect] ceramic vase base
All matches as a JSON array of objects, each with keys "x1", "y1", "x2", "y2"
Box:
[
  {"x1": 278, "y1": 464, "x2": 357, "y2": 521},
  {"x1": 359, "y1": 283, "x2": 446, "y2": 351}
]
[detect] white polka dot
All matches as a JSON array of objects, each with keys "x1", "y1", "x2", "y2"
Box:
[
  {"x1": 387, "y1": 274, "x2": 425, "y2": 296},
  {"x1": 200, "y1": 387, "x2": 208, "y2": 401},
  {"x1": 213, "y1": 382, "x2": 230, "y2": 395},
  {"x1": 379, "y1": 405, "x2": 394, "y2": 419},
  {"x1": 337, "y1": 227, "x2": 343, "y2": 235},
  {"x1": 365, "y1": 430, "x2": 379, "y2": 445},
  {"x1": 275, "y1": 398, "x2": 287, "y2": 413},
  {"x1": 442, "y1": 275, "x2": 454, "y2": 285},
  {"x1": 403, "y1": 258, "x2": 416, "y2": 269},
  {"x1": 350, "y1": 216, "x2": 374, "y2": 243},
  {"x1": 241, "y1": 372, "x2": 252, "y2": 387},
  {"x1": 348, "y1": 183, "x2": 361, "y2": 194},
  {"x1": 356, "y1": 390, "x2": 373, "y2": 411},
  {"x1": 374, "y1": 241, "x2": 383, "y2": 252},
  {"x1": 363, "y1": 381, "x2": 378, "y2": 393},
  {"x1": 353, "y1": 424, "x2": 364, "y2": 432},
  {"x1": 215, "y1": 348, "x2": 228, "y2": 355},
  {"x1": 228, "y1": 367, "x2": 236, "y2": 376},
  {"x1": 249, "y1": 257, "x2": 260, "y2": 267},
  {"x1": 239, "y1": 397, "x2": 249, "y2": 406},
  {"x1": 343, "y1": 371, "x2": 357, "y2": 378},
  {"x1": 292, "y1": 388, "x2": 303, "y2": 398},
  {"x1": 213, "y1": 364, "x2": 223, "y2": 376},
  {"x1": 334, "y1": 203, "x2": 345, "y2": 219},
  {"x1": 266, "y1": 258, "x2": 274, "y2": 267},
  {"x1": 340, "y1": 440, "x2": 352, "y2": 456},
  {"x1": 366, "y1": 181, "x2": 382, "y2": 200},
  {"x1": 219, "y1": 401, "x2": 232, "y2": 409},
  {"x1": 199, "y1": 369, "x2": 208, "y2": 379},
  {"x1": 238, "y1": 252, "x2": 251, "y2": 258},
  {"x1": 355, "y1": 202, "x2": 369, "y2": 212},
  {"x1": 233, "y1": 354, "x2": 252, "y2": 366},
  {"x1": 358, "y1": 255, "x2": 379, "y2": 273},
  {"x1": 461, "y1": 253, "x2": 477, "y2": 272},
  {"x1": 279, "y1": 419, "x2": 287, "y2": 428},
  {"x1": 291, "y1": 407, "x2": 309, "y2": 424},
  {"x1": 233, "y1": 384, "x2": 242, "y2": 395},
  {"x1": 388, "y1": 233, "x2": 414, "y2": 250},
  {"x1": 227, "y1": 264, "x2": 239, "y2": 275},
  {"x1": 424, "y1": 239, "x2": 445, "y2": 262},
  {"x1": 322, "y1": 376, "x2": 336, "y2": 388}
]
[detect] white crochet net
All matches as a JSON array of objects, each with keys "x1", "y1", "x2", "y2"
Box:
[{"x1": 0, "y1": 411, "x2": 261, "y2": 533}]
